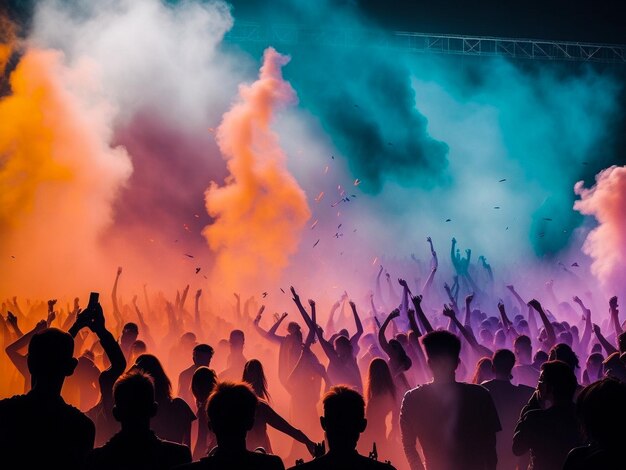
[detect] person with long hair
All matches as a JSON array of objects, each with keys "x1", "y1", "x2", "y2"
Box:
[
  {"x1": 359, "y1": 358, "x2": 400, "y2": 462},
  {"x1": 471, "y1": 357, "x2": 494, "y2": 384},
  {"x1": 130, "y1": 354, "x2": 195, "y2": 446},
  {"x1": 241, "y1": 359, "x2": 316, "y2": 457}
]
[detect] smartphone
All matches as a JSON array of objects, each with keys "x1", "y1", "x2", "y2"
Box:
[{"x1": 88, "y1": 292, "x2": 99, "y2": 307}]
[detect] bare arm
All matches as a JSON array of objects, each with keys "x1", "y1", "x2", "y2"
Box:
[
  {"x1": 528, "y1": 299, "x2": 556, "y2": 349},
  {"x1": 349, "y1": 301, "x2": 364, "y2": 349},
  {"x1": 593, "y1": 323, "x2": 618, "y2": 355},
  {"x1": 259, "y1": 401, "x2": 316, "y2": 456},
  {"x1": 378, "y1": 309, "x2": 400, "y2": 359},
  {"x1": 573, "y1": 296, "x2": 592, "y2": 353},
  {"x1": 6, "y1": 319, "x2": 47, "y2": 380},
  {"x1": 443, "y1": 305, "x2": 493, "y2": 358},
  {"x1": 411, "y1": 295, "x2": 433, "y2": 333}
]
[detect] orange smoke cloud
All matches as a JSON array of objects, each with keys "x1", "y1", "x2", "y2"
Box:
[
  {"x1": 203, "y1": 47, "x2": 311, "y2": 293},
  {"x1": 574, "y1": 166, "x2": 626, "y2": 295},
  {"x1": 0, "y1": 48, "x2": 132, "y2": 298}
]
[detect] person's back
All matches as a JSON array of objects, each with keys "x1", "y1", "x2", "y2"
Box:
[
  {"x1": 177, "y1": 381, "x2": 285, "y2": 470},
  {"x1": 0, "y1": 328, "x2": 95, "y2": 469},
  {"x1": 513, "y1": 360, "x2": 582, "y2": 470},
  {"x1": 400, "y1": 330, "x2": 500, "y2": 470},
  {"x1": 86, "y1": 370, "x2": 191, "y2": 470},
  {"x1": 402, "y1": 381, "x2": 500, "y2": 470},
  {"x1": 291, "y1": 386, "x2": 395, "y2": 470},
  {"x1": 482, "y1": 349, "x2": 534, "y2": 470},
  {"x1": 563, "y1": 378, "x2": 626, "y2": 470}
]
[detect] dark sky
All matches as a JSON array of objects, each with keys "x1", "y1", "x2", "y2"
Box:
[{"x1": 229, "y1": 0, "x2": 626, "y2": 44}]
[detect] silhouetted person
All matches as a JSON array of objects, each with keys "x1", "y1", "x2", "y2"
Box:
[
  {"x1": 178, "y1": 343, "x2": 214, "y2": 408},
  {"x1": 219, "y1": 330, "x2": 248, "y2": 381},
  {"x1": 513, "y1": 360, "x2": 582, "y2": 470},
  {"x1": 512, "y1": 335, "x2": 540, "y2": 388},
  {"x1": 563, "y1": 378, "x2": 626, "y2": 470},
  {"x1": 131, "y1": 354, "x2": 196, "y2": 446},
  {"x1": 86, "y1": 370, "x2": 191, "y2": 469},
  {"x1": 400, "y1": 330, "x2": 500, "y2": 470},
  {"x1": 119, "y1": 322, "x2": 139, "y2": 361},
  {"x1": 242, "y1": 359, "x2": 315, "y2": 456},
  {"x1": 482, "y1": 349, "x2": 533, "y2": 470},
  {"x1": 0, "y1": 327, "x2": 95, "y2": 469},
  {"x1": 191, "y1": 366, "x2": 218, "y2": 460},
  {"x1": 289, "y1": 385, "x2": 396, "y2": 470},
  {"x1": 176, "y1": 381, "x2": 285, "y2": 470},
  {"x1": 359, "y1": 358, "x2": 401, "y2": 462}
]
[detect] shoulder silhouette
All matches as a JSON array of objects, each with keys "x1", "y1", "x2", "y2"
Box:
[
  {"x1": 176, "y1": 381, "x2": 285, "y2": 470},
  {"x1": 0, "y1": 327, "x2": 95, "y2": 469},
  {"x1": 86, "y1": 370, "x2": 191, "y2": 469},
  {"x1": 290, "y1": 385, "x2": 396, "y2": 470}
]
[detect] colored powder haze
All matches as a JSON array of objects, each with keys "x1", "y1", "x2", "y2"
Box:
[{"x1": 0, "y1": 0, "x2": 624, "y2": 307}]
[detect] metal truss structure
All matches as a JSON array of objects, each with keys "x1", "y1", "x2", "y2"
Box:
[{"x1": 225, "y1": 22, "x2": 626, "y2": 64}]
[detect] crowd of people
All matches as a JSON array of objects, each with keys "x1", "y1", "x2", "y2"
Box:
[{"x1": 1, "y1": 238, "x2": 625, "y2": 470}]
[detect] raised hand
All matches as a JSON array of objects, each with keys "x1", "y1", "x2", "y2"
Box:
[
  {"x1": 117, "y1": 266, "x2": 123, "y2": 276},
  {"x1": 308, "y1": 299, "x2": 316, "y2": 309},
  {"x1": 132, "y1": 294, "x2": 138, "y2": 305},
  {"x1": 610, "y1": 296, "x2": 619, "y2": 310},
  {"x1": 348, "y1": 300, "x2": 356, "y2": 311},
  {"x1": 443, "y1": 304, "x2": 455, "y2": 318},
  {"x1": 195, "y1": 289, "x2": 202, "y2": 299},
  {"x1": 528, "y1": 299, "x2": 543, "y2": 311},
  {"x1": 398, "y1": 278, "x2": 408, "y2": 288},
  {"x1": 6, "y1": 311, "x2": 17, "y2": 327},
  {"x1": 34, "y1": 319, "x2": 47, "y2": 332},
  {"x1": 290, "y1": 286, "x2": 300, "y2": 303},
  {"x1": 389, "y1": 308, "x2": 400, "y2": 320},
  {"x1": 465, "y1": 293, "x2": 474, "y2": 304},
  {"x1": 47, "y1": 299, "x2": 57, "y2": 312},
  {"x1": 498, "y1": 301, "x2": 505, "y2": 312},
  {"x1": 411, "y1": 295, "x2": 423, "y2": 307},
  {"x1": 593, "y1": 323, "x2": 601, "y2": 336}
]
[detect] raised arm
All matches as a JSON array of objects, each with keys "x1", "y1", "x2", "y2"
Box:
[
  {"x1": 378, "y1": 309, "x2": 400, "y2": 358},
  {"x1": 443, "y1": 305, "x2": 493, "y2": 358},
  {"x1": 5, "y1": 311, "x2": 24, "y2": 338},
  {"x1": 349, "y1": 301, "x2": 364, "y2": 349},
  {"x1": 254, "y1": 308, "x2": 287, "y2": 344},
  {"x1": 5, "y1": 319, "x2": 47, "y2": 381},
  {"x1": 592, "y1": 323, "x2": 618, "y2": 355},
  {"x1": 528, "y1": 299, "x2": 556, "y2": 350},
  {"x1": 132, "y1": 296, "x2": 156, "y2": 351},
  {"x1": 111, "y1": 267, "x2": 124, "y2": 333},
  {"x1": 464, "y1": 293, "x2": 474, "y2": 327},
  {"x1": 194, "y1": 289, "x2": 203, "y2": 336},
  {"x1": 573, "y1": 296, "x2": 592, "y2": 353},
  {"x1": 411, "y1": 295, "x2": 433, "y2": 334},
  {"x1": 325, "y1": 299, "x2": 341, "y2": 333}
]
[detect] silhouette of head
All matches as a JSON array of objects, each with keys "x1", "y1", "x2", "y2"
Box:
[
  {"x1": 602, "y1": 352, "x2": 626, "y2": 382},
  {"x1": 207, "y1": 382, "x2": 258, "y2": 443},
  {"x1": 242, "y1": 359, "x2": 270, "y2": 401},
  {"x1": 514, "y1": 335, "x2": 532, "y2": 363},
  {"x1": 191, "y1": 366, "x2": 217, "y2": 404},
  {"x1": 492, "y1": 349, "x2": 516, "y2": 379},
  {"x1": 422, "y1": 330, "x2": 461, "y2": 378},
  {"x1": 193, "y1": 344, "x2": 214, "y2": 367},
  {"x1": 112, "y1": 370, "x2": 157, "y2": 426},
  {"x1": 28, "y1": 328, "x2": 77, "y2": 386},
  {"x1": 229, "y1": 330, "x2": 245, "y2": 353},
  {"x1": 366, "y1": 358, "x2": 396, "y2": 402},
  {"x1": 287, "y1": 322, "x2": 302, "y2": 342},
  {"x1": 121, "y1": 322, "x2": 139, "y2": 346},
  {"x1": 320, "y1": 386, "x2": 367, "y2": 451},
  {"x1": 388, "y1": 338, "x2": 412, "y2": 371},
  {"x1": 533, "y1": 350, "x2": 548, "y2": 369},
  {"x1": 180, "y1": 332, "x2": 197, "y2": 348},
  {"x1": 538, "y1": 360, "x2": 577, "y2": 404},
  {"x1": 577, "y1": 378, "x2": 626, "y2": 449},
  {"x1": 548, "y1": 343, "x2": 579, "y2": 371},
  {"x1": 334, "y1": 335, "x2": 353, "y2": 358},
  {"x1": 131, "y1": 354, "x2": 172, "y2": 401}
]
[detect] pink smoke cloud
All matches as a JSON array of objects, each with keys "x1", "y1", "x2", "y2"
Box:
[{"x1": 574, "y1": 165, "x2": 626, "y2": 296}]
